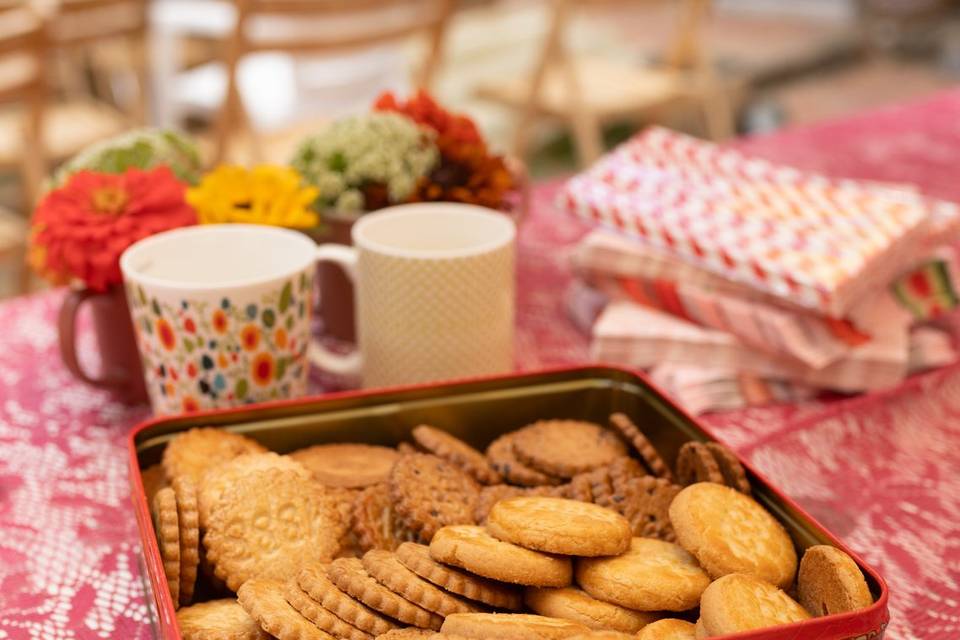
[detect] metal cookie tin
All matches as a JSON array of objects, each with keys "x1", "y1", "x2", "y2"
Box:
[{"x1": 128, "y1": 366, "x2": 889, "y2": 640}]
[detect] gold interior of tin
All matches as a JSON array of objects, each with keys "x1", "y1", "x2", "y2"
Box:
[{"x1": 133, "y1": 366, "x2": 884, "y2": 601}]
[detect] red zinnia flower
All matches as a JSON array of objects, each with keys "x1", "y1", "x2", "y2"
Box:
[
  {"x1": 29, "y1": 166, "x2": 196, "y2": 292},
  {"x1": 374, "y1": 90, "x2": 483, "y2": 146},
  {"x1": 251, "y1": 352, "x2": 274, "y2": 386}
]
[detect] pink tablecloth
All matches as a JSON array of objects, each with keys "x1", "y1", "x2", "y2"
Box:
[{"x1": 3, "y1": 91, "x2": 960, "y2": 640}]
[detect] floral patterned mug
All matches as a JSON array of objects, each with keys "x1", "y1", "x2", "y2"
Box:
[{"x1": 120, "y1": 225, "x2": 318, "y2": 415}]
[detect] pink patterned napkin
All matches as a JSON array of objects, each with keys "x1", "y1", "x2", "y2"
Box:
[{"x1": 559, "y1": 126, "x2": 953, "y2": 316}]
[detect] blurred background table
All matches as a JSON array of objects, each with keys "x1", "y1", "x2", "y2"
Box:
[{"x1": 1, "y1": 89, "x2": 959, "y2": 639}]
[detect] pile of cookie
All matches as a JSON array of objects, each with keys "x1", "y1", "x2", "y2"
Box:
[{"x1": 142, "y1": 415, "x2": 875, "y2": 640}]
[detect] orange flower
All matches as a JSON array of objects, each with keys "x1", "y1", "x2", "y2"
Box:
[
  {"x1": 241, "y1": 324, "x2": 260, "y2": 351},
  {"x1": 217, "y1": 353, "x2": 229, "y2": 368},
  {"x1": 274, "y1": 327, "x2": 288, "y2": 349},
  {"x1": 251, "y1": 352, "x2": 274, "y2": 386},
  {"x1": 182, "y1": 396, "x2": 199, "y2": 412},
  {"x1": 157, "y1": 318, "x2": 176, "y2": 350},
  {"x1": 212, "y1": 309, "x2": 228, "y2": 334}
]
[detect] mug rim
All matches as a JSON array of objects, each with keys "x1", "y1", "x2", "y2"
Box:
[
  {"x1": 351, "y1": 203, "x2": 516, "y2": 260},
  {"x1": 120, "y1": 224, "x2": 317, "y2": 292}
]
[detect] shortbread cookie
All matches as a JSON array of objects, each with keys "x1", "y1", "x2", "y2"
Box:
[
  {"x1": 412, "y1": 426, "x2": 501, "y2": 485},
  {"x1": 204, "y1": 468, "x2": 345, "y2": 591},
  {"x1": 703, "y1": 443, "x2": 750, "y2": 494},
  {"x1": 163, "y1": 427, "x2": 266, "y2": 484},
  {"x1": 486, "y1": 497, "x2": 631, "y2": 556},
  {"x1": 635, "y1": 619, "x2": 697, "y2": 640},
  {"x1": 363, "y1": 550, "x2": 484, "y2": 616},
  {"x1": 512, "y1": 421, "x2": 627, "y2": 478},
  {"x1": 600, "y1": 475, "x2": 681, "y2": 541},
  {"x1": 675, "y1": 443, "x2": 723, "y2": 486},
  {"x1": 669, "y1": 483, "x2": 798, "y2": 588},
  {"x1": 172, "y1": 476, "x2": 200, "y2": 606},
  {"x1": 430, "y1": 525, "x2": 572, "y2": 587},
  {"x1": 390, "y1": 454, "x2": 479, "y2": 542},
  {"x1": 699, "y1": 573, "x2": 810, "y2": 636},
  {"x1": 141, "y1": 464, "x2": 169, "y2": 507},
  {"x1": 198, "y1": 452, "x2": 309, "y2": 529},
  {"x1": 608, "y1": 414, "x2": 672, "y2": 480},
  {"x1": 797, "y1": 545, "x2": 873, "y2": 616},
  {"x1": 176, "y1": 599, "x2": 269, "y2": 640},
  {"x1": 486, "y1": 434, "x2": 564, "y2": 487},
  {"x1": 291, "y1": 444, "x2": 400, "y2": 489},
  {"x1": 238, "y1": 578, "x2": 336, "y2": 640},
  {"x1": 328, "y1": 558, "x2": 443, "y2": 630},
  {"x1": 283, "y1": 579, "x2": 373, "y2": 640},
  {"x1": 575, "y1": 538, "x2": 710, "y2": 611},
  {"x1": 474, "y1": 484, "x2": 560, "y2": 523},
  {"x1": 298, "y1": 562, "x2": 399, "y2": 636},
  {"x1": 524, "y1": 587, "x2": 659, "y2": 633},
  {"x1": 153, "y1": 487, "x2": 180, "y2": 607},
  {"x1": 396, "y1": 542, "x2": 522, "y2": 610},
  {"x1": 441, "y1": 613, "x2": 590, "y2": 640}
]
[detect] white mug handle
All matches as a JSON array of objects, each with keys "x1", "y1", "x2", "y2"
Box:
[{"x1": 308, "y1": 244, "x2": 363, "y2": 378}]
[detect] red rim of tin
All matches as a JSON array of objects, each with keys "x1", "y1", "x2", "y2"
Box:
[{"x1": 128, "y1": 364, "x2": 890, "y2": 640}]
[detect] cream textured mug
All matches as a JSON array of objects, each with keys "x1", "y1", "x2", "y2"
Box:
[{"x1": 312, "y1": 203, "x2": 516, "y2": 388}]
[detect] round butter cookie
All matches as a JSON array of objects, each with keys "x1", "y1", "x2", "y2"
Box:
[
  {"x1": 797, "y1": 545, "x2": 873, "y2": 616},
  {"x1": 524, "y1": 587, "x2": 659, "y2": 633},
  {"x1": 396, "y1": 542, "x2": 522, "y2": 610},
  {"x1": 474, "y1": 484, "x2": 560, "y2": 523},
  {"x1": 204, "y1": 468, "x2": 345, "y2": 591},
  {"x1": 375, "y1": 630, "x2": 435, "y2": 640},
  {"x1": 430, "y1": 525, "x2": 571, "y2": 587},
  {"x1": 163, "y1": 427, "x2": 266, "y2": 484},
  {"x1": 669, "y1": 483, "x2": 797, "y2": 588},
  {"x1": 291, "y1": 444, "x2": 400, "y2": 489},
  {"x1": 363, "y1": 550, "x2": 484, "y2": 616},
  {"x1": 635, "y1": 618, "x2": 697, "y2": 640},
  {"x1": 141, "y1": 464, "x2": 169, "y2": 508},
  {"x1": 412, "y1": 425, "x2": 501, "y2": 485},
  {"x1": 566, "y1": 633, "x2": 635, "y2": 640},
  {"x1": 152, "y1": 487, "x2": 180, "y2": 607},
  {"x1": 512, "y1": 421, "x2": 627, "y2": 479},
  {"x1": 486, "y1": 433, "x2": 563, "y2": 487},
  {"x1": 297, "y1": 562, "x2": 399, "y2": 636},
  {"x1": 694, "y1": 619, "x2": 707, "y2": 640},
  {"x1": 575, "y1": 538, "x2": 710, "y2": 612},
  {"x1": 440, "y1": 613, "x2": 590, "y2": 640},
  {"x1": 176, "y1": 599, "x2": 270, "y2": 640},
  {"x1": 328, "y1": 557, "x2": 443, "y2": 630},
  {"x1": 486, "y1": 497, "x2": 631, "y2": 557},
  {"x1": 699, "y1": 573, "x2": 810, "y2": 636},
  {"x1": 198, "y1": 452, "x2": 309, "y2": 529},
  {"x1": 238, "y1": 578, "x2": 336, "y2": 640}
]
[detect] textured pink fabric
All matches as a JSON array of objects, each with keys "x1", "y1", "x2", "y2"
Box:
[{"x1": 2, "y1": 90, "x2": 960, "y2": 639}]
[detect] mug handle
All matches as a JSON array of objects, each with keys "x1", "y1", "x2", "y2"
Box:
[
  {"x1": 308, "y1": 244, "x2": 364, "y2": 378},
  {"x1": 58, "y1": 289, "x2": 127, "y2": 390}
]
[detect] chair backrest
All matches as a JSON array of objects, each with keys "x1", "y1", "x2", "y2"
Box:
[
  {"x1": 0, "y1": 6, "x2": 47, "y2": 208},
  {"x1": 214, "y1": 0, "x2": 455, "y2": 163},
  {"x1": 42, "y1": 0, "x2": 146, "y2": 47}
]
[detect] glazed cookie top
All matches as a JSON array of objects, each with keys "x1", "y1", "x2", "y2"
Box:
[
  {"x1": 575, "y1": 537, "x2": 710, "y2": 612},
  {"x1": 699, "y1": 573, "x2": 810, "y2": 636},
  {"x1": 486, "y1": 497, "x2": 631, "y2": 557},
  {"x1": 669, "y1": 483, "x2": 798, "y2": 588}
]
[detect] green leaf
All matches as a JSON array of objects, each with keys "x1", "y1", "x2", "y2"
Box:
[
  {"x1": 279, "y1": 282, "x2": 293, "y2": 313},
  {"x1": 262, "y1": 308, "x2": 276, "y2": 328},
  {"x1": 276, "y1": 358, "x2": 287, "y2": 380},
  {"x1": 184, "y1": 340, "x2": 194, "y2": 353},
  {"x1": 235, "y1": 378, "x2": 248, "y2": 398}
]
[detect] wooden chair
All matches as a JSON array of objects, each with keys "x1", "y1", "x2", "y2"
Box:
[
  {"x1": 475, "y1": 0, "x2": 737, "y2": 167},
  {"x1": 0, "y1": 0, "x2": 149, "y2": 188},
  {"x1": 213, "y1": 0, "x2": 456, "y2": 164},
  {"x1": 0, "y1": 6, "x2": 46, "y2": 295}
]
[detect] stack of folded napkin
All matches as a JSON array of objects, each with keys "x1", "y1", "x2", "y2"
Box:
[{"x1": 559, "y1": 127, "x2": 960, "y2": 414}]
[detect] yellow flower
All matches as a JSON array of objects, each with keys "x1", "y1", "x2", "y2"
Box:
[{"x1": 187, "y1": 165, "x2": 319, "y2": 228}]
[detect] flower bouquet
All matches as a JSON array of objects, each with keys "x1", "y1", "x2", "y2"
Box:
[{"x1": 288, "y1": 90, "x2": 522, "y2": 340}]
